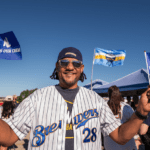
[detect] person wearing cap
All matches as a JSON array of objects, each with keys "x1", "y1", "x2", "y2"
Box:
[
  {"x1": 0, "y1": 47, "x2": 150, "y2": 150},
  {"x1": 0, "y1": 95, "x2": 15, "y2": 150}
]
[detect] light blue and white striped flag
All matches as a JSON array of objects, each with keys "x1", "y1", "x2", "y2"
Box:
[
  {"x1": 0, "y1": 31, "x2": 22, "y2": 60},
  {"x1": 94, "y1": 48, "x2": 126, "y2": 67}
]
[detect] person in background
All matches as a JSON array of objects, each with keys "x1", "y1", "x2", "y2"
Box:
[
  {"x1": 13, "y1": 95, "x2": 19, "y2": 108},
  {"x1": 103, "y1": 85, "x2": 137, "y2": 150},
  {"x1": 127, "y1": 96, "x2": 132, "y2": 105},
  {"x1": 131, "y1": 95, "x2": 139, "y2": 111},
  {"x1": 0, "y1": 95, "x2": 15, "y2": 150},
  {"x1": 139, "y1": 112, "x2": 150, "y2": 150}
]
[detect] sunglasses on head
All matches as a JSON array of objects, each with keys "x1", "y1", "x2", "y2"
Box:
[{"x1": 59, "y1": 59, "x2": 82, "y2": 68}]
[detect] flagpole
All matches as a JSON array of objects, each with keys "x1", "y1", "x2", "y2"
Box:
[
  {"x1": 144, "y1": 50, "x2": 150, "y2": 85},
  {"x1": 91, "y1": 49, "x2": 95, "y2": 90}
]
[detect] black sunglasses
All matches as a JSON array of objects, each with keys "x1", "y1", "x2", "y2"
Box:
[{"x1": 59, "y1": 59, "x2": 82, "y2": 68}]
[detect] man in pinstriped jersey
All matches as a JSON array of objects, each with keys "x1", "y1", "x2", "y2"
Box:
[{"x1": 1, "y1": 47, "x2": 150, "y2": 150}]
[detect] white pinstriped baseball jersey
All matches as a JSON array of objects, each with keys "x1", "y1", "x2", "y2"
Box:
[
  {"x1": 104, "y1": 101, "x2": 137, "y2": 150},
  {"x1": 5, "y1": 86, "x2": 121, "y2": 150}
]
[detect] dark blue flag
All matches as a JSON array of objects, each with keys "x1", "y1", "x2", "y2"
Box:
[{"x1": 0, "y1": 31, "x2": 22, "y2": 60}]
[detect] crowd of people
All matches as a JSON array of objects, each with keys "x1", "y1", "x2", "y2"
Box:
[{"x1": 0, "y1": 47, "x2": 150, "y2": 150}]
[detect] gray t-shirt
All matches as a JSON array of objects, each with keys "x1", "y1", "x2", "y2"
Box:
[
  {"x1": 144, "y1": 112, "x2": 150, "y2": 126},
  {"x1": 55, "y1": 85, "x2": 79, "y2": 150}
]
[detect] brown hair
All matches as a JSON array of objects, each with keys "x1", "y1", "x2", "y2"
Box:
[
  {"x1": 2, "y1": 101, "x2": 15, "y2": 118},
  {"x1": 107, "y1": 85, "x2": 123, "y2": 115}
]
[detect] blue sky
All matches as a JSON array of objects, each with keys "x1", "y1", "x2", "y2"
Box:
[{"x1": 0, "y1": 0, "x2": 150, "y2": 97}]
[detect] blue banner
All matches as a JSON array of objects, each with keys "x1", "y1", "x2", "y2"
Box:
[
  {"x1": 94, "y1": 48, "x2": 126, "y2": 67},
  {"x1": 146, "y1": 52, "x2": 150, "y2": 74},
  {"x1": 0, "y1": 31, "x2": 22, "y2": 60}
]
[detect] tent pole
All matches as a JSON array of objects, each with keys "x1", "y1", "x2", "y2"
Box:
[
  {"x1": 144, "y1": 51, "x2": 150, "y2": 85},
  {"x1": 91, "y1": 49, "x2": 95, "y2": 90}
]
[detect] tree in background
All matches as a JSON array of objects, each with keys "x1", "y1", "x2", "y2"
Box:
[{"x1": 17, "y1": 88, "x2": 38, "y2": 103}]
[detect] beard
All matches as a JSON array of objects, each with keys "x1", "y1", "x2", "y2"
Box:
[{"x1": 62, "y1": 76, "x2": 79, "y2": 86}]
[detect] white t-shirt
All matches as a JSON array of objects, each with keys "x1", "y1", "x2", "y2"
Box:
[{"x1": 104, "y1": 101, "x2": 137, "y2": 150}]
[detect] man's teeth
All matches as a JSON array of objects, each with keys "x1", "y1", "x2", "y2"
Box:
[{"x1": 65, "y1": 73, "x2": 74, "y2": 74}]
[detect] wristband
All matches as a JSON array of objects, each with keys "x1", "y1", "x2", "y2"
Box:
[{"x1": 135, "y1": 110, "x2": 148, "y2": 120}]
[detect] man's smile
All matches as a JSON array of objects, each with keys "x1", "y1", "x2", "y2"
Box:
[{"x1": 64, "y1": 72, "x2": 76, "y2": 75}]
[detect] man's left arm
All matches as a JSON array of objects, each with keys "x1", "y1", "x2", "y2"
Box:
[{"x1": 109, "y1": 88, "x2": 150, "y2": 145}]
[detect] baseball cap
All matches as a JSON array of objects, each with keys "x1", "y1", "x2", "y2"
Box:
[
  {"x1": 5, "y1": 95, "x2": 13, "y2": 101},
  {"x1": 57, "y1": 47, "x2": 83, "y2": 62}
]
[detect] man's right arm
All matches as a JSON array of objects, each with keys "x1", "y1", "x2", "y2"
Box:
[{"x1": 0, "y1": 119, "x2": 19, "y2": 147}]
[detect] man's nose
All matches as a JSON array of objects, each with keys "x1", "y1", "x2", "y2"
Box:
[{"x1": 66, "y1": 62, "x2": 74, "y2": 70}]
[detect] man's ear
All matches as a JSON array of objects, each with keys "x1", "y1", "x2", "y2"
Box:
[{"x1": 81, "y1": 64, "x2": 84, "y2": 73}]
